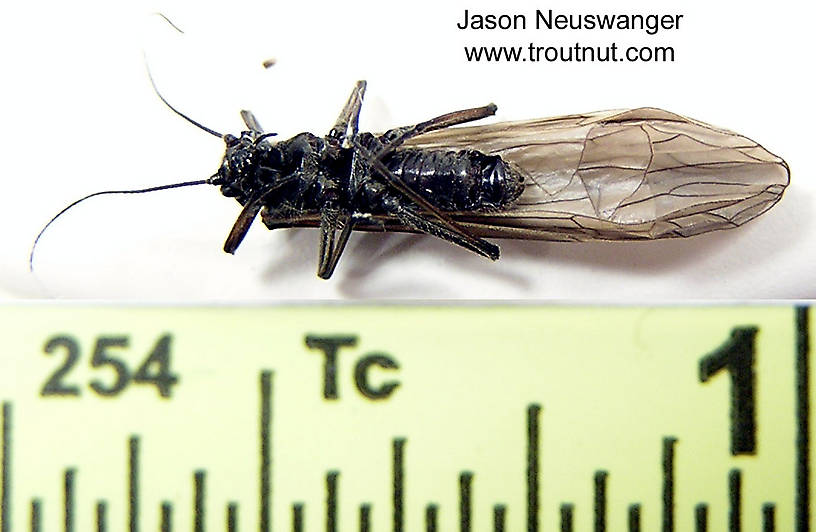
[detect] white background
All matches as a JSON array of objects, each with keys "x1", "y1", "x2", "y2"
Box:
[{"x1": 1, "y1": 0, "x2": 812, "y2": 300}]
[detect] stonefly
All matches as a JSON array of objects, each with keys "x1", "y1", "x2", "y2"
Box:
[{"x1": 32, "y1": 81, "x2": 789, "y2": 279}]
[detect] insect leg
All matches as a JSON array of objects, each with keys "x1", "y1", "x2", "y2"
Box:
[
  {"x1": 381, "y1": 193, "x2": 499, "y2": 260},
  {"x1": 316, "y1": 125, "x2": 386, "y2": 278},
  {"x1": 240, "y1": 110, "x2": 264, "y2": 134},
  {"x1": 351, "y1": 105, "x2": 500, "y2": 258},
  {"x1": 317, "y1": 209, "x2": 356, "y2": 279},
  {"x1": 224, "y1": 202, "x2": 262, "y2": 254},
  {"x1": 223, "y1": 175, "x2": 299, "y2": 254},
  {"x1": 317, "y1": 201, "x2": 340, "y2": 277},
  {"x1": 377, "y1": 103, "x2": 496, "y2": 155},
  {"x1": 315, "y1": 150, "x2": 358, "y2": 278},
  {"x1": 353, "y1": 139, "x2": 498, "y2": 259},
  {"x1": 328, "y1": 80, "x2": 367, "y2": 147}
]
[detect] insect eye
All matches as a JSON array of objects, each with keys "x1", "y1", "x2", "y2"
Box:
[{"x1": 224, "y1": 134, "x2": 239, "y2": 147}]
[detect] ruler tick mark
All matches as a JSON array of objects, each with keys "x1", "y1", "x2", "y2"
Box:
[
  {"x1": 292, "y1": 503, "x2": 304, "y2": 532},
  {"x1": 160, "y1": 501, "x2": 172, "y2": 532},
  {"x1": 129, "y1": 436, "x2": 139, "y2": 532},
  {"x1": 459, "y1": 472, "x2": 473, "y2": 532},
  {"x1": 194, "y1": 470, "x2": 206, "y2": 532},
  {"x1": 663, "y1": 436, "x2": 677, "y2": 532},
  {"x1": 393, "y1": 438, "x2": 405, "y2": 532},
  {"x1": 1, "y1": 403, "x2": 10, "y2": 532},
  {"x1": 628, "y1": 503, "x2": 640, "y2": 532},
  {"x1": 260, "y1": 371, "x2": 273, "y2": 532},
  {"x1": 359, "y1": 503, "x2": 371, "y2": 532},
  {"x1": 96, "y1": 500, "x2": 107, "y2": 532},
  {"x1": 695, "y1": 503, "x2": 707, "y2": 532},
  {"x1": 527, "y1": 404, "x2": 540, "y2": 532},
  {"x1": 796, "y1": 306, "x2": 810, "y2": 532},
  {"x1": 594, "y1": 471, "x2": 607, "y2": 532},
  {"x1": 63, "y1": 469, "x2": 74, "y2": 532},
  {"x1": 560, "y1": 503, "x2": 574, "y2": 532},
  {"x1": 227, "y1": 502, "x2": 238, "y2": 532},
  {"x1": 425, "y1": 504, "x2": 437, "y2": 532},
  {"x1": 729, "y1": 469, "x2": 741, "y2": 532},
  {"x1": 326, "y1": 471, "x2": 339, "y2": 532},
  {"x1": 762, "y1": 502, "x2": 775, "y2": 532},
  {"x1": 29, "y1": 499, "x2": 41, "y2": 532},
  {"x1": 493, "y1": 504, "x2": 506, "y2": 532}
]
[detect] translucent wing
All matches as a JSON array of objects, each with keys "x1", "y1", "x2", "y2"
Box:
[
  {"x1": 259, "y1": 108, "x2": 788, "y2": 242},
  {"x1": 400, "y1": 108, "x2": 790, "y2": 241}
]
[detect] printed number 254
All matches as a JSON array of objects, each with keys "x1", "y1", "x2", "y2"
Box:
[{"x1": 40, "y1": 334, "x2": 178, "y2": 398}]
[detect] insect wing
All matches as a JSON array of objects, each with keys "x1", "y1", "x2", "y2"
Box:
[{"x1": 402, "y1": 108, "x2": 790, "y2": 241}]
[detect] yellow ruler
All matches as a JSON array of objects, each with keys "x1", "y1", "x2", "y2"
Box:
[{"x1": 0, "y1": 305, "x2": 811, "y2": 531}]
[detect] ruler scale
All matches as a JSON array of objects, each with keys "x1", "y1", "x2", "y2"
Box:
[
  {"x1": 0, "y1": 397, "x2": 799, "y2": 530},
  {"x1": 0, "y1": 306, "x2": 812, "y2": 530}
]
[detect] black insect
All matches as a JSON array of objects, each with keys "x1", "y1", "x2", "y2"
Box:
[
  {"x1": 214, "y1": 81, "x2": 526, "y2": 279},
  {"x1": 33, "y1": 81, "x2": 789, "y2": 279}
]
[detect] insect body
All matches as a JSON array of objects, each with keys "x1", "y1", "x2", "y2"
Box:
[
  {"x1": 221, "y1": 129, "x2": 524, "y2": 241},
  {"x1": 213, "y1": 84, "x2": 526, "y2": 278},
  {"x1": 214, "y1": 81, "x2": 788, "y2": 278},
  {"x1": 32, "y1": 81, "x2": 790, "y2": 279}
]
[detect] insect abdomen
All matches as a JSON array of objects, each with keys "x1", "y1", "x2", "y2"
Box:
[{"x1": 386, "y1": 149, "x2": 523, "y2": 211}]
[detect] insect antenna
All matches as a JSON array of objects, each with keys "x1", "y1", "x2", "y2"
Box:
[
  {"x1": 144, "y1": 13, "x2": 223, "y2": 138},
  {"x1": 152, "y1": 12, "x2": 185, "y2": 34},
  {"x1": 30, "y1": 179, "x2": 213, "y2": 272},
  {"x1": 145, "y1": 61, "x2": 224, "y2": 138}
]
